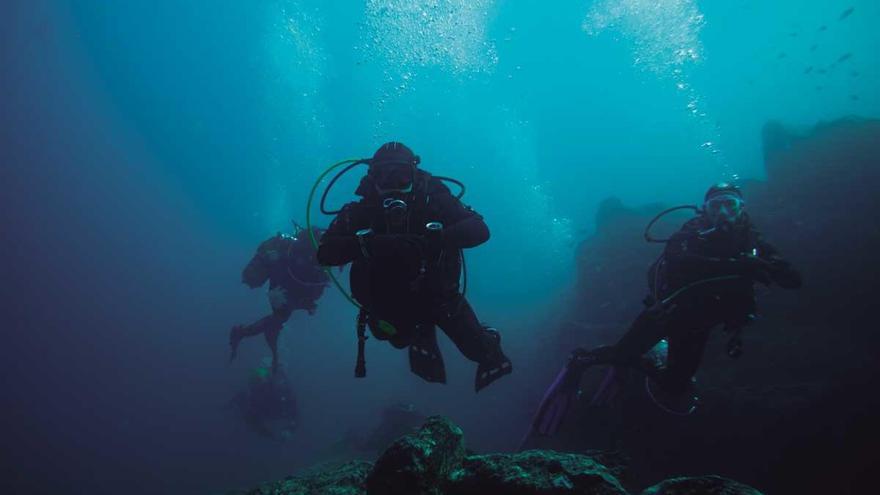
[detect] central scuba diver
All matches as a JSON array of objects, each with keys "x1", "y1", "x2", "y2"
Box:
[
  {"x1": 529, "y1": 183, "x2": 802, "y2": 437},
  {"x1": 316, "y1": 142, "x2": 513, "y2": 392}
]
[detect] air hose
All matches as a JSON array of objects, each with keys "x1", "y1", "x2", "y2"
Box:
[
  {"x1": 644, "y1": 205, "x2": 701, "y2": 243},
  {"x1": 305, "y1": 158, "x2": 366, "y2": 310}
]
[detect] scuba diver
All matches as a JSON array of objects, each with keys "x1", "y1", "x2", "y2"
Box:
[
  {"x1": 315, "y1": 142, "x2": 512, "y2": 392},
  {"x1": 230, "y1": 224, "x2": 329, "y2": 372},
  {"x1": 528, "y1": 183, "x2": 802, "y2": 437},
  {"x1": 230, "y1": 364, "x2": 298, "y2": 440}
]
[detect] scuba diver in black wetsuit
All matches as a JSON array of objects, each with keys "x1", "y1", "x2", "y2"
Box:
[
  {"x1": 230, "y1": 365, "x2": 298, "y2": 440},
  {"x1": 230, "y1": 225, "x2": 329, "y2": 372},
  {"x1": 316, "y1": 142, "x2": 512, "y2": 392},
  {"x1": 528, "y1": 183, "x2": 802, "y2": 437}
]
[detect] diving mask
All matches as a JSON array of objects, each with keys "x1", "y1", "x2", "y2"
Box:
[
  {"x1": 370, "y1": 163, "x2": 415, "y2": 195},
  {"x1": 705, "y1": 193, "x2": 744, "y2": 226}
]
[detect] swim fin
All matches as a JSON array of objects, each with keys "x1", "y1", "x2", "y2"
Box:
[
  {"x1": 524, "y1": 346, "x2": 607, "y2": 441},
  {"x1": 264, "y1": 325, "x2": 281, "y2": 375},
  {"x1": 529, "y1": 360, "x2": 581, "y2": 437},
  {"x1": 475, "y1": 327, "x2": 512, "y2": 392},
  {"x1": 409, "y1": 326, "x2": 447, "y2": 383},
  {"x1": 475, "y1": 357, "x2": 512, "y2": 392},
  {"x1": 589, "y1": 365, "x2": 622, "y2": 407}
]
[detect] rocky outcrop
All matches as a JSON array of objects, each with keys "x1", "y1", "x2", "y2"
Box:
[
  {"x1": 446, "y1": 450, "x2": 627, "y2": 495},
  {"x1": 236, "y1": 417, "x2": 758, "y2": 495},
  {"x1": 365, "y1": 416, "x2": 466, "y2": 495},
  {"x1": 242, "y1": 460, "x2": 371, "y2": 495},
  {"x1": 640, "y1": 475, "x2": 763, "y2": 495}
]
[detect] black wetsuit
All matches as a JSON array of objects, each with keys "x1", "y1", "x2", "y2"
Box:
[
  {"x1": 317, "y1": 170, "x2": 512, "y2": 391},
  {"x1": 231, "y1": 234, "x2": 329, "y2": 369},
  {"x1": 583, "y1": 215, "x2": 801, "y2": 394},
  {"x1": 265, "y1": 235, "x2": 329, "y2": 316}
]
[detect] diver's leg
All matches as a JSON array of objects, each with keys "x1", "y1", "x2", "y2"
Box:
[
  {"x1": 264, "y1": 307, "x2": 293, "y2": 374},
  {"x1": 609, "y1": 308, "x2": 672, "y2": 368},
  {"x1": 435, "y1": 297, "x2": 497, "y2": 363},
  {"x1": 562, "y1": 308, "x2": 670, "y2": 374},
  {"x1": 230, "y1": 315, "x2": 277, "y2": 362},
  {"x1": 661, "y1": 323, "x2": 713, "y2": 395},
  {"x1": 435, "y1": 297, "x2": 512, "y2": 391}
]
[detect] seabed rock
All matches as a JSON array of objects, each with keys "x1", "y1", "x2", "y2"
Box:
[
  {"x1": 640, "y1": 475, "x2": 763, "y2": 495},
  {"x1": 446, "y1": 449, "x2": 628, "y2": 495},
  {"x1": 243, "y1": 460, "x2": 372, "y2": 495},
  {"x1": 236, "y1": 417, "x2": 760, "y2": 495},
  {"x1": 365, "y1": 416, "x2": 466, "y2": 495}
]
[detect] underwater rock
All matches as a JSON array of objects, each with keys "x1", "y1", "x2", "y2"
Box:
[
  {"x1": 445, "y1": 449, "x2": 628, "y2": 495},
  {"x1": 365, "y1": 416, "x2": 466, "y2": 495},
  {"x1": 640, "y1": 475, "x2": 763, "y2": 495},
  {"x1": 761, "y1": 117, "x2": 880, "y2": 185},
  {"x1": 235, "y1": 416, "x2": 768, "y2": 495},
  {"x1": 242, "y1": 460, "x2": 372, "y2": 495},
  {"x1": 362, "y1": 402, "x2": 428, "y2": 454}
]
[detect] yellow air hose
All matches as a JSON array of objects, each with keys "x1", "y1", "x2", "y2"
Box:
[{"x1": 305, "y1": 158, "x2": 364, "y2": 310}]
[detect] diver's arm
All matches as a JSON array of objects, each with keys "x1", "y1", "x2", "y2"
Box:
[
  {"x1": 241, "y1": 269, "x2": 268, "y2": 289},
  {"x1": 316, "y1": 235, "x2": 360, "y2": 266},
  {"x1": 665, "y1": 230, "x2": 760, "y2": 278},
  {"x1": 443, "y1": 215, "x2": 489, "y2": 249},
  {"x1": 755, "y1": 237, "x2": 802, "y2": 289},
  {"x1": 316, "y1": 206, "x2": 426, "y2": 263},
  {"x1": 437, "y1": 196, "x2": 490, "y2": 249},
  {"x1": 316, "y1": 206, "x2": 362, "y2": 266}
]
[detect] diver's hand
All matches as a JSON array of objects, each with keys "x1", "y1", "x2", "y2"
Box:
[
  {"x1": 268, "y1": 287, "x2": 288, "y2": 310},
  {"x1": 368, "y1": 234, "x2": 427, "y2": 259},
  {"x1": 740, "y1": 254, "x2": 771, "y2": 268},
  {"x1": 738, "y1": 254, "x2": 773, "y2": 284}
]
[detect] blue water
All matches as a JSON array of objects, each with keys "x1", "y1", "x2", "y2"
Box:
[{"x1": 2, "y1": 1, "x2": 877, "y2": 493}]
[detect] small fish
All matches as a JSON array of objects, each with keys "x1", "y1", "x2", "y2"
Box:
[
  {"x1": 818, "y1": 68, "x2": 828, "y2": 74},
  {"x1": 850, "y1": 95, "x2": 860, "y2": 101},
  {"x1": 804, "y1": 66, "x2": 813, "y2": 74},
  {"x1": 839, "y1": 7, "x2": 854, "y2": 21},
  {"x1": 818, "y1": 25, "x2": 827, "y2": 32},
  {"x1": 810, "y1": 44, "x2": 818, "y2": 52},
  {"x1": 777, "y1": 52, "x2": 787, "y2": 59},
  {"x1": 837, "y1": 53, "x2": 852, "y2": 63},
  {"x1": 789, "y1": 32, "x2": 799, "y2": 38},
  {"x1": 816, "y1": 86, "x2": 823, "y2": 91},
  {"x1": 851, "y1": 70, "x2": 860, "y2": 77}
]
